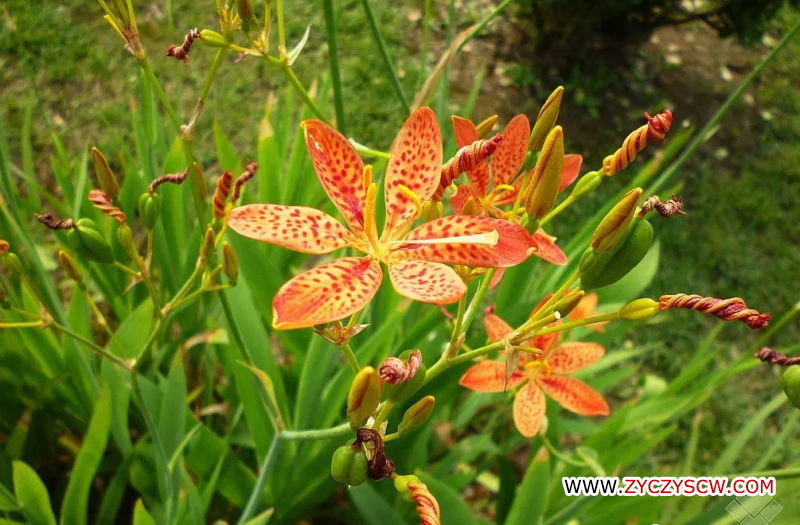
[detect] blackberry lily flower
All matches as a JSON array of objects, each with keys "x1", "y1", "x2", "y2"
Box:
[
  {"x1": 459, "y1": 301, "x2": 609, "y2": 438},
  {"x1": 228, "y1": 108, "x2": 537, "y2": 329}
]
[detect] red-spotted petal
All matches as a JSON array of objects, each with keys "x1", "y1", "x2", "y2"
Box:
[
  {"x1": 388, "y1": 260, "x2": 466, "y2": 304},
  {"x1": 228, "y1": 204, "x2": 355, "y2": 254},
  {"x1": 272, "y1": 257, "x2": 382, "y2": 330},
  {"x1": 450, "y1": 184, "x2": 483, "y2": 215},
  {"x1": 484, "y1": 308, "x2": 514, "y2": 343},
  {"x1": 532, "y1": 229, "x2": 567, "y2": 266},
  {"x1": 513, "y1": 382, "x2": 546, "y2": 438},
  {"x1": 303, "y1": 120, "x2": 367, "y2": 235},
  {"x1": 459, "y1": 360, "x2": 526, "y2": 393},
  {"x1": 383, "y1": 108, "x2": 442, "y2": 238},
  {"x1": 560, "y1": 154, "x2": 583, "y2": 191},
  {"x1": 492, "y1": 115, "x2": 530, "y2": 186},
  {"x1": 392, "y1": 215, "x2": 536, "y2": 268},
  {"x1": 452, "y1": 116, "x2": 489, "y2": 194},
  {"x1": 538, "y1": 375, "x2": 609, "y2": 416},
  {"x1": 547, "y1": 342, "x2": 605, "y2": 374}
]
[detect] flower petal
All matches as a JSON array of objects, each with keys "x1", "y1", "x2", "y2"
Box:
[
  {"x1": 450, "y1": 184, "x2": 483, "y2": 215},
  {"x1": 228, "y1": 204, "x2": 355, "y2": 254},
  {"x1": 492, "y1": 115, "x2": 530, "y2": 186},
  {"x1": 532, "y1": 229, "x2": 567, "y2": 265},
  {"x1": 272, "y1": 257, "x2": 382, "y2": 330},
  {"x1": 388, "y1": 260, "x2": 466, "y2": 304},
  {"x1": 530, "y1": 328, "x2": 561, "y2": 355},
  {"x1": 452, "y1": 116, "x2": 489, "y2": 194},
  {"x1": 538, "y1": 375, "x2": 609, "y2": 416},
  {"x1": 484, "y1": 308, "x2": 514, "y2": 343},
  {"x1": 547, "y1": 342, "x2": 605, "y2": 374},
  {"x1": 569, "y1": 293, "x2": 607, "y2": 332},
  {"x1": 560, "y1": 154, "x2": 583, "y2": 191},
  {"x1": 392, "y1": 215, "x2": 536, "y2": 268},
  {"x1": 384, "y1": 108, "x2": 443, "y2": 238},
  {"x1": 459, "y1": 361, "x2": 526, "y2": 393},
  {"x1": 513, "y1": 382, "x2": 546, "y2": 438},
  {"x1": 303, "y1": 120, "x2": 367, "y2": 235}
]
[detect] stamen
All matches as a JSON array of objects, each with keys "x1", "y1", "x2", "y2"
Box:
[
  {"x1": 397, "y1": 184, "x2": 422, "y2": 219},
  {"x1": 362, "y1": 165, "x2": 373, "y2": 193}
]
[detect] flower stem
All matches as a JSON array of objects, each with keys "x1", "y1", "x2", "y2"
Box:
[
  {"x1": 534, "y1": 311, "x2": 621, "y2": 336},
  {"x1": 444, "y1": 294, "x2": 467, "y2": 359},
  {"x1": 237, "y1": 433, "x2": 282, "y2": 524},
  {"x1": 0, "y1": 321, "x2": 44, "y2": 329},
  {"x1": 539, "y1": 195, "x2": 575, "y2": 226},
  {"x1": 281, "y1": 422, "x2": 352, "y2": 441},
  {"x1": 49, "y1": 322, "x2": 133, "y2": 370},
  {"x1": 339, "y1": 342, "x2": 360, "y2": 374},
  {"x1": 138, "y1": 58, "x2": 181, "y2": 131},
  {"x1": 282, "y1": 64, "x2": 328, "y2": 122},
  {"x1": 460, "y1": 269, "x2": 495, "y2": 335}
]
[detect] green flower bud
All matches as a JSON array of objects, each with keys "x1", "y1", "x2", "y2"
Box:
[
  {"x1": 529, "y1": 86, "x2": 563, "y2": 151},
  {"x1": 237, "y1": 0, "x2": 255, "y2": 21},
  {"x1": 571, "y1": 170, "x2": 603, "y2": 200},
  {"x1": 330, "y1": 446, "x2": 368, "y2": 486},
  {"x1": 592, "y1": 188, "x2": 643, "y2": 253},
  {"x1": 781, "y1": 366, "x2": 800, "y2": 410},
  {"x1": 384, "y1": 350, "x2": 427, "y2": 404},
  {"x1": 580, "y1": 217, "x2": 654, "y2": 290},
  {"x1": 619, "y1": 298, "x2": 660, "y2": 321},
  {"x1": 138, "y1": 193, "x2": 161, "y2": 230},
  {"x1": 398, "y1": 395, "x2": 435, "y2": 435},
  {"x1": 525, "y1": 126, "x2": 564, "y2": 220},
  {"x1": 222, "y1": 242, "x2": 239, "y2": 285},
  {"x1": 91, "y1": 147, "x2": 120, "y2": 200},
  {"x1": 201, "y1": 227, "x2": 216, "y2": 264},
  {"x1": 199, "y1": 29, "x2": 228, "y2": 48},
  {"x1": 67, "y1": 219, "x2": 114, "y2": 264},
  {"x1": 347, "y1": 366, "x2": 382, "y2": 430},
  {"x1": 552, "y1": 290, "x2": 585, "y2": 318},
  {"x1": 393, "y1": 474, "x2": 421, "y2": 502},
  {"x1": 116, "y1": 224, "x2": 137, "y2": 259},
  {"x1": 421, "y1": 200, "x2": 443, "y2": 222},
  {"x1": 58, "y1": 250, "x2": 83, "y2": 283},
  {"x1": 475, "y1": 115, "x2": 498, "y2": 139},
  {"x1": 3, "y1": 253, "x2": 24, "y2": 275}
]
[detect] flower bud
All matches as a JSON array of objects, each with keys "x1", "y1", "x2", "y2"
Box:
[
  {"x1": 529, "y1": 86, "x2": 563, "y2": 151},
  {"x1": 330, "y1": 445, "x2": 368, "y2": 486},
  {"x1": 398, "y1": 395, "x2": 435, "y2": 435},
  {"x1": 421, "y1": 200, "x2": 443, "y2": 223},
  {"x1": 116, "y1": 224, "x2": 137, "y2": 259},
  {"x1": 67, "y1": 219, "x2": 114, "y2": 264},
  {"x1": 91, "y1": 147, "x2": 120, "y2": 200},
  {"x1": 619, "y1": 298, "x2": 660, "y2": 321},
  {"x1": 201, "y1": 227, "x2": 216, "y2": 264},
  {"x1": 3, "y1": 253, "x2": 23, "y2": 275},
  {"x1": 461, "y1": 196, "x2": 481, "y2": 216},
  {"x1": 237, "y1": 0, "x2": 255, "y2": 22},
  {"x1": 347, "y1": 366, "x2": 382, "y2": 429},
  {"x1": 222, "y1": 242, "x2": 239, "y2": 285},
  {"x1": 475, "y1": 115, "x2": 498, "y2": 139},
  {"x1": 138, "y1": 193, "x2": 161, "y2": 230},
  {"x1": 525, "y1": 126, "x2": 564, "y2": 220},
  {"x1": 393, "y1": 474, "x2": 421, "y2": 502},
  {"x1": 384, "y1": 350, "x2": 427, "y2": 404},
  {"x1": 782, "y1": 366, "x2": 800, "y2": 410},
  {"x1": 571, "y1": 170, "x2": 602, "y2": 200},
  {"x1": 551, "y1": 290, "x2": 585, "y2": 319},
  {"x1": 591, "y1": 188, "x2": 643, "y2": 253},
  {"x1": 0, "y1": 239, "x2": 9, "y2": 255},
  {"x1": 580, "y1": 217, "x2": 653, "y2": 290},
  {"x1": 199, "y1": 29, "x2": 228, "y2": 48},
  {"x1": 58, "y1": 250, "x2": 83, "y2": 283}
]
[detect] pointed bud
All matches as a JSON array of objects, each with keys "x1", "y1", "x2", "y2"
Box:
[
  {"x1": 347, "y1": 366, "x2": 382, "y2": 430},
  {"x1": 421, "y1": 200, "x2": 443, "y2": 222},
  {"x1": 3, "y1": 253, "x2": 23, "y2": 275},
  {"x1": 475, "y1": 115, "x2": 498, "y2": 139},
  {"x1": 58, "y1": 250, "x2": 83, "y2": 283},
  {"x1": 619, "y1": 298, "x2": 660, "y2": 321},
  {"x1": 91, "y1": 147, "x2": 120, "y2": 200},
  {"x1": 592, "y1": 188, "x2": 643, "y2": 253},
  {"x1": 571, "y1": 170, "x2": 602, "y2": 200},
  {"x1": 529, "y1": 86, "x2": 564, "y2": 151},
  {"x1": 525, "y1": 126, "x2": 564, "y2": 219},
  {"x1": 67, "y1": 219, "x2": 114, "y2": 264},
  {"x1": 201, "y1": 227, "x2": 216, "y2": 263},
  {"x1": 398, "y1": 395, "x2": 435, "y2": 435},
  {"x1": 237, "y1": 0, "x2": 255, "y2": 21},
  {"x1": 222, "y1": 242, "x2": 239, "y2": 286},
  {"x1": 551, "y1": 290, "x2": 585, "y2": 319},
  {"x1": 199, "y1": 29, "x2": 228, "y2": 48},
  {"x1": 116, "y1": 224, "x2": 136, "y2": 259}
]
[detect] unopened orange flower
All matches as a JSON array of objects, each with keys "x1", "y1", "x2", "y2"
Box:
[
  {"x1": 228, "y1": 108, "x2": 538, "y2": 329},
  {"x1": 568, "y1": 292, "x2": 607, "y2": 332},
  {"x1": 448, "y1": 115, "x2": 579, "y2": 266},
  {"x1": 460, "y1": 303, "x2": 609, "y2": 437}
]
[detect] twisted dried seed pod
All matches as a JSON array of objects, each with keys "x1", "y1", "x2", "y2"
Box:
[
  {"x1": 603, "y1": 109, "x2": 673, "y2": 176},
  {"x1": 212, "y1": 171, "x2": 233, "y2": 219},
  {"x1": 432, "y1": 135, "x2": 504, "y2": 201},
  {"x1": 659, "y1": 294, "x2": 771, "y2": 330},
  {"x1": 166, "y1": 28, "x2": 200, "y2": 62},
  {"x1": 754, "y1": 347, "x2": 800, "y2": 367},
  {"x1": 407, "y1": 482, "x2": 441, "y2": 525},
  {"x1": 232, "y1": 160, "x2": 258, "y2": 202},
  {"x1": 88, "y1": 189, "x2": 127, "y2": 224},
  {"x1": 641, "y1": 193, "x2": 686, "y2": 218},
  {"x1": 35, "y1": 212, "x2": 75, "y2": 230},
  {"x1": 149, "y1": 168, "x2": 189, "y2": 195},
  {"x1": 379, "y1": 350, "x2": 423, "y2": 385},
  {"x1": 354, "y1": 428, "x2": 395, "y2": 481}
]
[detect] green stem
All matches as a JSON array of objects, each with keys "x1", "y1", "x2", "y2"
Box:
[
  {"x1": 460, "y1": 269, "x2": 495, "y2": 336},
  {"x1": 113, "y1": 261, "x2": 140, "y2": 278},
  {"x1": 0, "y1": 321, "x2": 44, "y2": 329},
  {"x1": 49, "y1": 322, "x2": 132, "y2": 370},
  {"x1": 281, "y1": 422, "x2": 352, "y2": 441},
  {"x1": 200, "y1": 49, "x2": 226, "y2": 103},
  {"x1": 323, "y1": 0, "x2": 346, "y2": 132},
  {"x1": 237, "y1": 434, "x2": 283, "y2": 524},
  {"x1": 359, "y1": 0, "x2": 410, "y2": 113},
  {"x1": 138, "y1": 59, "x2": 181, "y2": 131},
  {"x1": 371, "y1": 401, "x2": 394, "y2": 429},
  {"x1": 539, "y1": 195, "x2": 575, "y2": 226},
  {"x1": 456, "y1": 0, "x2": 514, "y2": 54},
  {"x1": 530, "y1": 271, "x2": 580, "y2": 322},
  {"x1": 276, "y1": 0, "x2": 286, "y2": 50},
  {"x1": 339, "y1": 342, "x2": 360, "y2": 374},
  {"x1": 533, "y1": 311, "x2": 621, "y2": 336},
  {"x1": 426, "y1": 341, "x2": 506, "y2": 380},
  {"x1": 445, "y1": 295, "x2": 467, "y2": 358},
  {"x1": 281, "y1": 64, "x2": 329, "y2": 122}
]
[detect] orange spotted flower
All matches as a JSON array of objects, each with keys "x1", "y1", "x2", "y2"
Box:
[
  {"x1": 459, "y1": 303, "x2": 609, "y2": 438},
  {"x1": 449, "y1": 115, "x2": 582, "y2": 266},
  {"x1": 228, "y1": 108, "x2": 538, "y2": 329}
]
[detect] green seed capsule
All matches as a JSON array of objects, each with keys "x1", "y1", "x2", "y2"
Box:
[
  {"x1": 67, "y1": 219, "x2": 114, "y2": 264},
  {"x1": 330, "y1": 446, "x2": 368, "y2": 486},
  {"x1": 781, "y1": 366, "x2": 800, "y2": 410},
  {"x1": 580, "y1": 218, "x2": 653, "y2": 290},
  {"x1": 138, "y1": 193, "x2": 161, "y2": 230},
  {"x1": 384, "y1": 350, "x2": 427, "y2": 404},
  {"x1": 393, "y1": 474, "x2": 421, "y2": 502}
]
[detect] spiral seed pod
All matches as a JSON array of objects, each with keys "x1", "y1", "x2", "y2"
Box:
[
  {"x1": 212, "y1": 171, "x2": 233, "y2": 219},
  {"x1": 149, "y1": 168, "x2": 189, "y2": 195},
  {"x1": 232, "y1": 160, "x2": 258, "y2": 203},
  {"x1": 35, "y1": 213, "x2": 75, "y2": 230},
  {"x1": 659, "y1": 294, "x2": 771, "y2": 330},
  {"x1": 603, "y1": 109, "x2": 673, "y2": 176},
  {"x1": 384, "y1": 350, "x2": 428, "y2": 403},
  {"x1": 88, "y1": 189, "x2": 126, "y2": 224},
  {"x1": 641, "y1": 193, "x2": 686, "y2": 218},
  {"x1": 166, "y1": 28, "x2": 200, "y2": 62},
  {"x1": 407, "y1": 481, "x2": 441, "y2": 525},
  {"x1": 754, "y1": 347, "x2": 800, "y2": 367},
  {"x1": 433, "y1": 135, "x2": 504, "y2": 201},
  {"x1": 379, "y1": 349, "x2": 423, "y2": 385}
]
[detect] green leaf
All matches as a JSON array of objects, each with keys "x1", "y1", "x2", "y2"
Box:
[
  {"x1": 0, "y1": 482, "x2": 19, "y2": 511},
  {"x1": 240, "y1": 508, "x2": 274, "y2": 525},
  {"x1": 158, "y1": 356, "x2": 188, "y2": 459},
  {"x1": 110, "y1": 299, "x2": 154, "y2": 359},
  {"x1": 133, "y1": 499, "x2": 157, "y2": 525},
  {"x1": 12, "y1": 460, "x2": 56, "y2": 525},
  {"x1": 349, "y1": 484, "x2": 406, "y2": 525},
  {"x1": 505, "y1": 448, "x2": 550, "y2": 525},
  {"x1": 60, "y1": 385, "x2": 112, "y2": 525}
]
